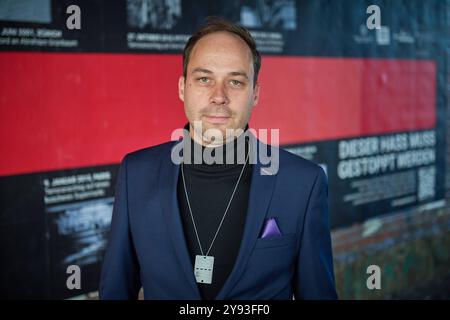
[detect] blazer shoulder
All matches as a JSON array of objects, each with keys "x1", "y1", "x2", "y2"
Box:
[
  {"x1": 262, "y1": 146, "x2": 327, "y2": 186},
  {"x1": 118, "y1": 140, "x2": 178, "y2": 173},
  {"x1": 274, "y1": 145, "x2": 325, "y2": 182},
  {"x1": 123, "y1": 140, "x2": 177, "y2": 163}
]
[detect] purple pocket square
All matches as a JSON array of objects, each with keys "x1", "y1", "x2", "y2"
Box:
[{"x1": 260, "y1": 217, "x2": 282, "y2": 238}]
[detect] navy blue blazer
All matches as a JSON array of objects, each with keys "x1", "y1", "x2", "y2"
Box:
[{"x1": 99, "y1": 135, "x2": 337, "y2": 300}]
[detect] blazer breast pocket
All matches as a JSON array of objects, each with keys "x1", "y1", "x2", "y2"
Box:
[{"x1": 254, "y1": 233, "x2": 296, "y2": 249}]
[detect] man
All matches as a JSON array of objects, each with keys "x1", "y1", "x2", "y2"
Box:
[{"x1": 99, "y1": 17, "x2": 337, "y2": 300}]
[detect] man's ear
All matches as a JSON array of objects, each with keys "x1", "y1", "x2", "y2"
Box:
[
  {"x1": 178, "y1": 76, "x2": 185, "y2": 102},
  {"x1": 252, "y1": 83, "x2": 260, "y2": 107}
]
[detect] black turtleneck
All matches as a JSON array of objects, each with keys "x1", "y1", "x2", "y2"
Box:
[{"x1": 176, "y1": 123, "x2": 253, "y2": 300}]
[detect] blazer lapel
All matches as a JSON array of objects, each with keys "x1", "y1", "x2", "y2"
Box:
[
  {"x1": 158, "y1": 135, "x2": 277, "y2": 300},
  {"x1": 158, "y1": 141, "x2": 202, "y2": 299},
  {"x1": 215, "y1": 136, "x2": 278, "y2": 300}
]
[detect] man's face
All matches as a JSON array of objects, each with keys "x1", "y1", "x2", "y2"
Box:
[{"x1": 178, "y1": 31, "x2": 260, "y2": 145}]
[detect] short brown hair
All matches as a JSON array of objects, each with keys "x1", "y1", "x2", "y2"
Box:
[{"x1": 182, "y1": 16, "x2": 261, "y2": 86}]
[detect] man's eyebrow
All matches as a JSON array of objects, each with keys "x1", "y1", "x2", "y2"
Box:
[
  {"x1": 191, "y1": 68, "x2": 249, "y2": 80},
  {"x1": 191, "y1": 67, "x2": 213, "y2": 74},
  {"x1": 228, "y1": 71, "x2": 249, "y2": 80}
]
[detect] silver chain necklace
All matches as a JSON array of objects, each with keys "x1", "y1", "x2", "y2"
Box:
[{"x1": 181, "y1": 147, "x2": 249, "y2": 285}]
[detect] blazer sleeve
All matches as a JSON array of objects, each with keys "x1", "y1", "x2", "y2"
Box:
[
  {"x1": 99, "y1": 155, "x2": 141, "y2": 299},
  {"x1": 293, "y1": 167, "x2": 338, "y2": 299}
]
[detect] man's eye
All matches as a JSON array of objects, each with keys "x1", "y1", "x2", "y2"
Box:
[
  {"x1": 198, "y1": 77, "x2": 209, "y2": 83},
  {"x1": 230, "y1": 80, "x2": 242, "y2": 86}
]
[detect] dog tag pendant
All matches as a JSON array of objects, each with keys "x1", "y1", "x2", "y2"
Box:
[{"x1": 194, "y1": 255, "x2": 214, "y2": 284}]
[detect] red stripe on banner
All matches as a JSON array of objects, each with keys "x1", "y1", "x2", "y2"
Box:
[
  {"x1": 0, "y1": 52, "x2": 436, "y2": 176},
  {"x1": 253, "y1": 56, "x2": 436, "y2": 145}
]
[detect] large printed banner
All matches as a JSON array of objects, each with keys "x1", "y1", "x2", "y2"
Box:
[{"x1": 0, "y1": 0, "x2": 447, "y2": 298}]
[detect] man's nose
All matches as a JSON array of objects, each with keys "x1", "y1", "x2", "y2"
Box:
[{"x1": 210, "y1": 83, "x2": 229, "y2": 105}]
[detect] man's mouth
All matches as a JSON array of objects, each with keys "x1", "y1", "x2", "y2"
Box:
[{"x1": 203, "y1": 115, "x2": 231, "y2": 124}]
